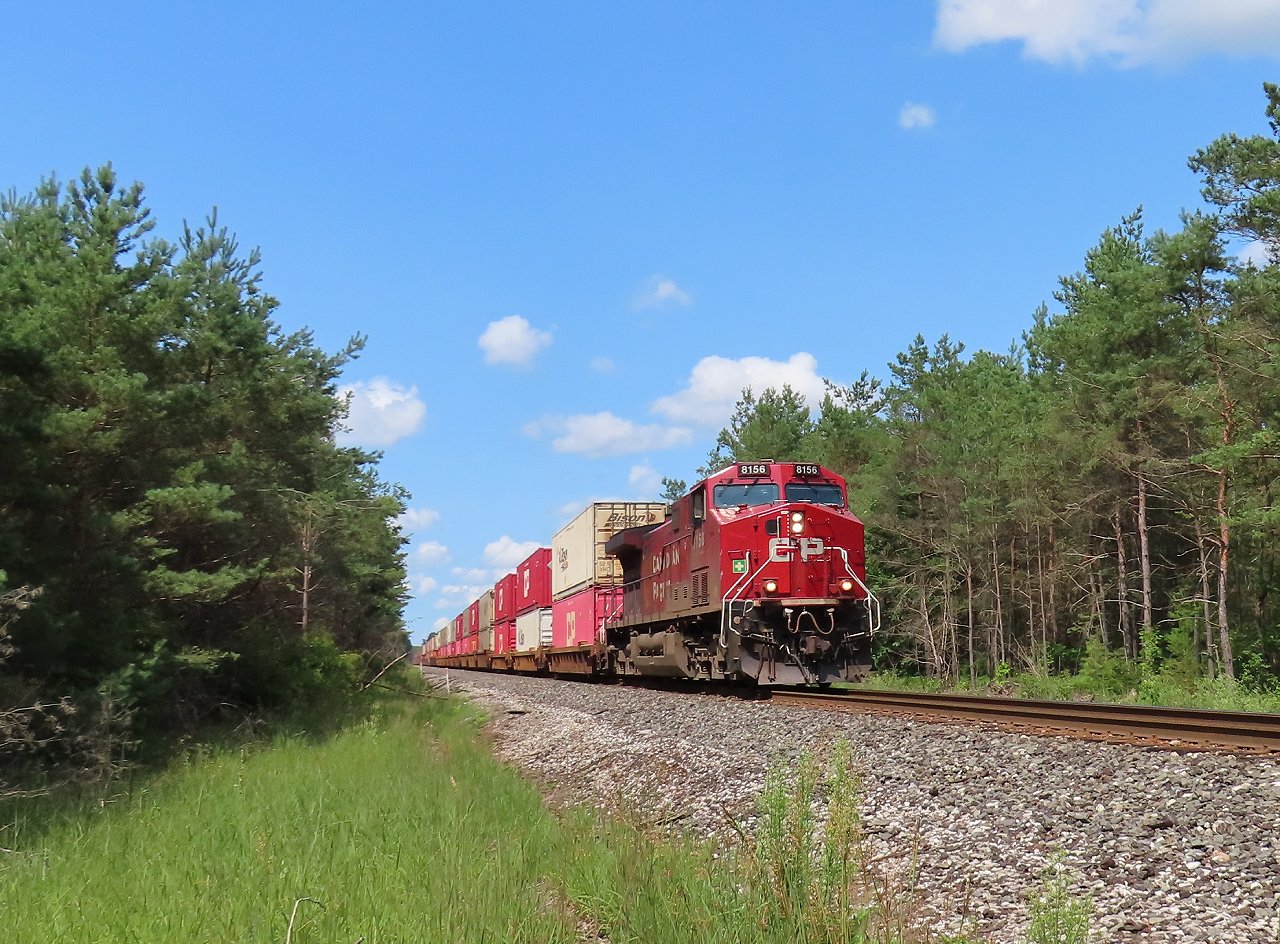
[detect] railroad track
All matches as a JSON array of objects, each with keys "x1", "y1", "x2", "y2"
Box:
[{"x1": 768, "y1": 687, "x2": 1280, "y2": 755}]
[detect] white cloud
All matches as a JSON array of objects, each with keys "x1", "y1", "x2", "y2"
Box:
[
  {"x1": 590, "y1": 356, "x2": 616, "y2": 373},
  {"x1": 414, "y1": 541, "x2": 451, "y2": 566},
  {"x1": 432, "y1": 616, "x2": 449, "y2": 631},
  {"x1": 934, "y1": 0, "x2": 1280, "y2": 66},
  {"x1": 1239, "y1": 239, "x2": 1277, "y2": 268},
  {"x1": 397, "y1": 507, "x2": 441, "y2": 532},
  {"x1": 416, "y1": 576, "x2": 439, "y2": 595},
  {"x1": 435, "y1": 584, "x2": 491, "y2": 609},
  {"x1": 451, "y1": 566, "x2": 492, "y2": 583},
  {"x1": 634, "y1": 275, "x2": 692, "y2": 310},
  {"x1": 478, "y1": 315, "x2": 552, "y2": 366},
  {"x1": 650, "y1": 353, "x2": 827, "y2": 427},
  {"x1": 336, "y1": 378, "x2": 426, "y2": 448},
  {"x1": 629, "y1": 462, "x2": 662, "y2": 497},
  {"x1": 484, "y1": 535, "x2": 542, "y2": 570},
  {"x1": 899, "y1": 102, "x2": 936, "y2": 130},
  {"x1": 524, "y1": 412, "x2": 693, "y2": 458}
]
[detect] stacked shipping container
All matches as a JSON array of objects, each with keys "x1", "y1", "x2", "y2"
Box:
[
  {"x1": 550, "y1": 502, "x2": 665, "y2": 647},
  {"x1": 494, "y1": 572, "x2": 517, "y2": 655},
  {"x1": 421, "y1": 502, "x2": 666, "y2": 659},
  {"x1": 514, "y1": 547, "x2": 553, "y2": 651}
]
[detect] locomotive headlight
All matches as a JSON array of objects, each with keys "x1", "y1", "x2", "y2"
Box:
[
  {"x1": 764, "y1": 579, "x2": 778, "y2": 593},
  {"x1": 790, "y1": 511, "x2": 805, "y2": 534},
  {"x1": 840, "y1": 579, "x2": 854, "y2": 592}
]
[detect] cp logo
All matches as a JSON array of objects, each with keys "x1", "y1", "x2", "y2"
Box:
[{"x1": 768, "y1": 537, "x2": 826, "y2": 562}]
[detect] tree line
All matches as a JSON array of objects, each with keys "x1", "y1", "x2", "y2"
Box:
[
  {"x1": 0, "y1": 167, "x2": 408, "y2": 778},
  {"x1": 691, "y1": 84, "x2": 1280, "y2": 689}
]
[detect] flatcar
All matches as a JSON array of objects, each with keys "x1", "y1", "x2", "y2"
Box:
[{"x1": 424, "y1": 460, "x2": 879, "y2": 686}]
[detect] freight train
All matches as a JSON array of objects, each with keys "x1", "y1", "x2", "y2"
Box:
[{"x1": 422, "y1": 461, "x2": 879, "y2": 685}]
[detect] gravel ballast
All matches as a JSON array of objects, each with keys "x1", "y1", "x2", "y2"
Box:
[{"x1": 427, "y1": 668, "x2": 1280, "y2": 944}]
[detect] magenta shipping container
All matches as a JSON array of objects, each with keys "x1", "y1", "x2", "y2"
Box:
[
  {"x1": 515, "y1": 547, "x2": 553, "y2": 614},
  {"x1": 551, "y1": 585, "x2": 623, "y2": 648},
  {"x1": 494, "y1": 619, "x2": 515, "y2": 654},
  {"x1": 494, "y1": 573, "x2": 517, "y2": 622}
]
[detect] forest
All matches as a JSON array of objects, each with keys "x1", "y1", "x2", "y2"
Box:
[
  {"x1": 4, "y1": 87, "x2": 1279, "y2": 788},
  {"x1": 0, "y1": 168, "x2": 408, "y2": 783},
  {"x1": 691, "y1": 84, "x2": 1280, "y2": 695}
]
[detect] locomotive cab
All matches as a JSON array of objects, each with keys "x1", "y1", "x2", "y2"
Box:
[{"x1": 607, "y1": 460, "x2": 878, "y2": 685}]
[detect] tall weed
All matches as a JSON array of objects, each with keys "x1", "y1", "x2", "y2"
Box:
[{"x1": 1025, "y1": 853, "x2": 1092, "y2": 944}]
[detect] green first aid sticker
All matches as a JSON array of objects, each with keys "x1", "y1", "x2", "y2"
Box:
[{"x1": 732, "y1": 559, "x2": 748, "y2": 574}]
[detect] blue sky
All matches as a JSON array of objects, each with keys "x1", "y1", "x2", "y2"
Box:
[{"x1": 5, "y1": 2, "x2": 1279, "y2": 642}]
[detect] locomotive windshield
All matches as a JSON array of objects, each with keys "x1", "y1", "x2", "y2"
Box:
[
  {"x1": 785, "y1": 483, "x2": 844, "y2": 506},
  {"x1": 713, "y1": 483, "x2": 780, "y2": 507}
]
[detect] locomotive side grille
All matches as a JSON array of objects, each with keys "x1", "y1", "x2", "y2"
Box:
[{"x1": 692, "y1": 568, "x2": 709, "y2": 606}]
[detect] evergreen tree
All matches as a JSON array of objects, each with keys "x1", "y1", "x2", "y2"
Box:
[
  {"x1": 699, "y1": 385, "x2": 815, "y2": 476},
  {"x1": 0, "y1": 167, "x2": 408, "y2": 747}
]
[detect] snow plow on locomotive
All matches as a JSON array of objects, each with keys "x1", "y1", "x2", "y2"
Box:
[{"x1": 422, "y1": 461, "x2": 878, "y2": 687}]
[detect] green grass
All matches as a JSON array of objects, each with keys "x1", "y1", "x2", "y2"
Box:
[
  {"x1": 1, "y1": 687, "x2": 1007, "y2": 944},
  {"x1": 864, "y1": 668, "x2": 1280, "y2": 714},
  {"x1": 0, "y1": 695, "x2": 578, "y2": 943}
]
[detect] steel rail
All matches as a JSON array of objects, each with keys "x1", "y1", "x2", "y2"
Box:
[{"x1": 768, "y1": 687, "x2": 1280, "y2": 754}]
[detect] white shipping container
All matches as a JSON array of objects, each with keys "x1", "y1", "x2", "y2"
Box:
[
  {"x1": 515, "y1": 607, "x2": 553, "y2": 651},
  {"x1": 551, "y1": 502, "x2": 666, "y2": 601},
  {"x1": 479, "y1": 625, "x2": 493, "y2": 652},
  {"x1": 479, "y1": 589, "x2": 494, "y2": 633}
]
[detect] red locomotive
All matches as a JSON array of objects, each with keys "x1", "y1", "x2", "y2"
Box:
[
  {"x1": 607, "y1": 460, "x2": 877, "y2": 684},
  {"x1": 423, "y1": 460, "x2": 878, "y2": 686}
]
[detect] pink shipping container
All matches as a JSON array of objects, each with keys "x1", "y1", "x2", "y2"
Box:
[
  {"x1": 494, "y1": 619, "x2": 516, "y2": 654},
  {"x1": 494, "y1": 573, "x2": 517, "y2": 622},
  {"x1": 551, "y1": 586, "x2": 624, "y2": 648},
  {"x1": 453, "y1": 614, "x2": 464, "y2": 640},
  {"x1": 515, "y1": 548, "x2": 553, "y2": 614},
  {"x1": 467, "y1": 600, "x2": 480, "y2": 637}
]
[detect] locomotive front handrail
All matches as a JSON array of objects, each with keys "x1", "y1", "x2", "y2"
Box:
[
  {"x1": 720, "y1": 551, "x2": 773, "y2": 648},
  {"x1": 833, "y1": 545, "x2": 881, "y2": 635}
]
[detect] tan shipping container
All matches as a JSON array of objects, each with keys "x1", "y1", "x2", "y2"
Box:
[
  {"x1": 478, "y1": 589, "x2": 494, "y2": 651},
  {"x1": 551, "y1": 502, "x2": 666, "y2": 601},
  {"x1": 515, "y1": 607, "x2": 553, "y2": 651}
]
